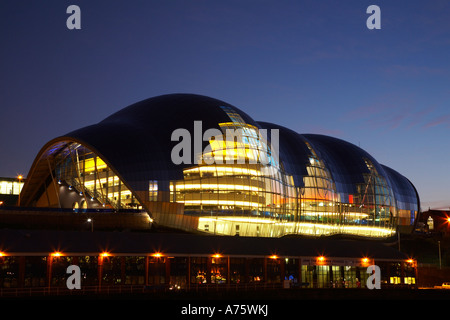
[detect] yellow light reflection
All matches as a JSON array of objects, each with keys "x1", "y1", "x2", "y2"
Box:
[
  {"x1": 183, "y1": 200, "x2": 260, "y2": 208},
  {"x1": 172, "y1": 184, "x2": 262, "y2": 192}
]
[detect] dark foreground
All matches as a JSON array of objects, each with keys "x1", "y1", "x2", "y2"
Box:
[
  {"x1": 4, "y1": 288, "x2": 448, "y2": 318},
  {"x1": 5, "y1": 287, "x2": 450, "y2": 300}
]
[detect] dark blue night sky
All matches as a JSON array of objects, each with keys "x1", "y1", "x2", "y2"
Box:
[{"x1": 1, "y1": 0, "x2": 450, "y2": 209}]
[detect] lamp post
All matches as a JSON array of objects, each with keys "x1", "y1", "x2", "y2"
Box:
[
  {"x1": 438, "y1": 240, "x2": 442, "y2": 270},
  {"x1": 17, "y1": 175, "x2": 23, "y2": 206},
  {"x1": 87, "y1": 218, "x2": 94, "y2": 232}
]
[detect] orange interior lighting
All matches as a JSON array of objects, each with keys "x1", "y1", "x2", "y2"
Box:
[
  {"x1": 212, "y1": 254, "x2": 222, "y2": 258},
  {"x1": 100, "y1": 252, "x2": 110, "y2": 258},
  {"x1": 269, "y1": 255, "x2": 278, "y2": 259},
  {"x1": 152, "y1": 252, "x2": 163, "y2": 258},
  {"x1": 51, "y1": 252, "x2": 62, "y2": 257},
  {"x1": 0, "y1": 252, "x2": 5, "y2": 257}
]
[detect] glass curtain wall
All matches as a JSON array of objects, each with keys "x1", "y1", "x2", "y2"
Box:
[
  {"x1": 33, "y1": 118, "x2": 411, "y2": 238},
  {"x1": 165, "y1": 109, "x2": 400, "y2": 238},
  {"x1": 54, "y1": 142, "x2": 141, "y2": 210},
  {"x1": 352, "y1": 159, "x2": 396, "y2": 233},
  {"x1": 170, "y1": 107, "x2": 296, "y2": 237},
  {"x1": 298, "y1": 141, "x2": 339, "y2": 236}
]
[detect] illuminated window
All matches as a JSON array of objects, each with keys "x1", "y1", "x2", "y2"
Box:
[
  {"x1": 149, "y1": 180, "x2": 158, "y2": 201},
  {"x1": 390, "y1": 276, "x2": 401, "y2": 284},
  {"x1": 404, "y1": 277, "x2": 415, "y2": 285},
  {"x1": 427, "y1": 216, "x2": 434, "y2": 230}
]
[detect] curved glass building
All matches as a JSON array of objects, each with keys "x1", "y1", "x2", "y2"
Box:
[{"x1": 20, "y1": 94, "x2": 420, "y2": 238}]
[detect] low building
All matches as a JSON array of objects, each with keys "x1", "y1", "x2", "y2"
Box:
[
  {"x1": 417, "y1": 209, "x2": 450, "y2": 236},
  {"x1": 0, "y1": 229, "x2": 417, "y2": 292},
  {"x1": 0, "y1": 177, "x2": 24, "y2": 206}
]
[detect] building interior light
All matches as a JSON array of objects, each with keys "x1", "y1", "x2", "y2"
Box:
[
  {"x1": 172, "y1": 183, "x2": 262, "y2": 192},
  {"x1": 183, "y1": 200, "x2": 260, "y2": 208}
]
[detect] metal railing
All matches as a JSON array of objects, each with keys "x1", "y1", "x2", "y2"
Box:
[
  {"x1": 0, "y1": 285, "x2": 147, "y2": 297},
  {"x1": 0, "y1": 282, "x2": 283, "y2": 298}
]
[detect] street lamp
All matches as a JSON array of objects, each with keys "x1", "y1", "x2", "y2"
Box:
[
  {"x1": 87, "y1": 218, "x2": 94, "y2": 232},
  {"x1": 17, "y1": 175, "x2": 23, "y2": 206}
]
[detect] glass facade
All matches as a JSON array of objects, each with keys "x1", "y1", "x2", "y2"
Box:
[
  {"x1": 169, "y1": 107, "x2": 296, "y2": 237},
  {"x1": 20, "y1": 94, "x2": 419, "y2": 238},
  {"x1": 28, "y1": 142, "x2": 142, "y2": 210}
]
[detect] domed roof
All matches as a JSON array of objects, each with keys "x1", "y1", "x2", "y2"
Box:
[
  {"x1": 61, "y1": 94, "x2": 259, "y2": 189},
  {"x1": 21, "y1": 93, "x2": 419, "y2": 220}
]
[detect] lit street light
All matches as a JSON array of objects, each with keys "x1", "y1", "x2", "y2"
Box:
[
  {"x1": 17, "y1": 175, "x2": 23, "y2": 206},
  {"x1": 87, "y1": 218, "x2": 93, "y2": 232}
]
